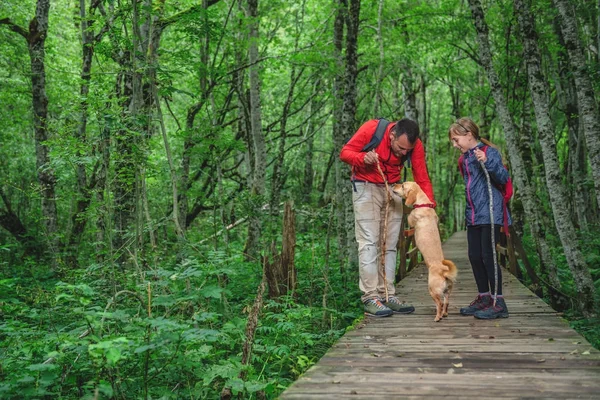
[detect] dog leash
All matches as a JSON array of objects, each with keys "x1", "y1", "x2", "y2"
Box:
[
  {"x1": 479, "y1": 159, "x2": 499, "y2": 307},
  {"x1": 376, "y1": 159, "x2": 391, "y2": 302}
]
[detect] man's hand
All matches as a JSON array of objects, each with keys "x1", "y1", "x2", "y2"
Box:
[{"x1": 364, "y1": 150, "x2": 379, "y2": 165}]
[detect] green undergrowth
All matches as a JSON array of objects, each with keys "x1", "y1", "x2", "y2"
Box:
[
  {"x1": 0, "y1": 234, "x2": 361, "y2": 399},
  {"x1": 2, "y1": 221, "x2": 599, "y2": 399}
]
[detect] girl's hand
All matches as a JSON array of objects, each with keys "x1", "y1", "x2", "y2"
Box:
[
  {"x1": 364, "y1": 150, "x2": 379, "y2": 165},
  {"x1": 474, "y1": 148, "x2": 487, "y2": 163}
]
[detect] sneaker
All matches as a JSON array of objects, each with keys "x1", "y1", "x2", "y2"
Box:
[
  {"x1": 363, "y1": 298, "x2": 393, "y2": 317},
  {"x1": 383, "y1": 296, "x2": 415, "y2": 314},
  {"x1": 460, "y1": 295, "x2": 492, "y2": 316},
  {"x1": 474, "y1": 297, "x2": 509, "y2": 319}
]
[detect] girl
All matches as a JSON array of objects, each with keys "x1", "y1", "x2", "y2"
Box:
[{"x1": 449, "y1": 117, "x2": 510, "y2": 319}]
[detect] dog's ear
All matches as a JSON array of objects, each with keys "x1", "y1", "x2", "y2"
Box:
[{"x1": 405, "y1": 187, "x2": 417, "y2": 206}]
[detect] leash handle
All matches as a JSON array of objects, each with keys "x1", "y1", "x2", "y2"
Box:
[
  {"x1": 480, "y1": 159, "x2": 499, "y2": 307},
  {"x1": 376, "y1": 159, "x2": 391, "y2": 302}
]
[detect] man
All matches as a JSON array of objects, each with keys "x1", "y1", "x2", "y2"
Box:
[{"x1": 340, "y1": 118, "x2": 436, "y2": 317}]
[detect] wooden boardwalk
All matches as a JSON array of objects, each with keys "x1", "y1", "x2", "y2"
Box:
[{"x1": 280, "y1": 231, "x2": 600, "y2": 399}]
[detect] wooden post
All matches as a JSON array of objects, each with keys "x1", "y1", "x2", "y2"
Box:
[
  {"x1": 396, "y1": 206, "x2": 408, "y2": 281},
  {"x1": 506, "y1": 233, "x2": 520, "y2": 278},
  {"x1": 498, "y1": 228, "x2": 508, "y2": 268},
  {"x1": 407, "y1": 240, "x2": 419, "y2": 271},
  {"x1": 509, "y1": 226, "x2": 543, "y2": 297}
]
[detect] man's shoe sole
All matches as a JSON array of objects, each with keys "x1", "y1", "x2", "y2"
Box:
[
  {"x1": 364, "y1": 312, "x2": 393, "y2": 318},
  {"x1": 390, "y1": 307, "x2": 415, "y2": 315}
]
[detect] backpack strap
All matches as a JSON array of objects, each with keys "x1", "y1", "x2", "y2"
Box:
[
  {"x1": 482, "y1": 145, "x2": 511, "y2": 236},
  {"x1": 361, "y1": 118, "x2": 390, "y2": 152}
]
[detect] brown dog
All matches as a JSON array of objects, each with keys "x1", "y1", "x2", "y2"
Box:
[{"x1": 392, "y1": 182, "x2": 458, "y2": 322}]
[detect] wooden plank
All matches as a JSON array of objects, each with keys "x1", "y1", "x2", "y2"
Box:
[{"x1": 279, "y1": 231, "x2": 600, "y2": 399}]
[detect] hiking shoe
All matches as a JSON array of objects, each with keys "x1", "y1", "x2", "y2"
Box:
[
  {"x1": 460, "y1": 295, "x2": 492, "y2": 316},
  {"x1": 474, "y1": 297, "x2": 509, "y2": 319},
  {"x1": 363, "y1": 298, "x2": 393, "y2": 317},
  {"x1": 383, "y1": 296, "x2": 415, "y2": 314}
]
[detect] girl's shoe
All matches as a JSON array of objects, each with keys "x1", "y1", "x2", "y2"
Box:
[
  {"x1": 460, "y1": 295, "x2": 492, "y2": 315},
  {"x1": 474, "y1": 297, "x2": 509, "y2": 319}
]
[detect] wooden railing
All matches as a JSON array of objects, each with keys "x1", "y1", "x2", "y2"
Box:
[
  {"x1": 395, "y1": 204, "x2": 419, "y2": 281},
  {"x1": 496, "y1": 225, "x2": 543, "y2": 296}
]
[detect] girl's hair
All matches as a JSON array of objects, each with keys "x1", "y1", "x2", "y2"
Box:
[{"x1": 448, "y1": 117, "x2": 497, "y2": 150}]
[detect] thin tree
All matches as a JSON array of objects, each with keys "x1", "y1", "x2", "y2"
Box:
[
  {"x1": 66, "y1": 0, "x2": 117, "y2": 267},
  {"x1": 373, "y1": 0, "x2": 385, "y2": 117},
  {"x1": 243, "y1": 0, "x2": 267, "y2": 260},
  {"x1": 514, "y1": 0, "x2": 596, "y2": 313},
  {"x1": 1, "y1": 0, "x2": 57, "y2": 258},
  {"x1": 467, "y1": 0, "x2": 563, "y2": 306},
  {"x1": 342, "y1": 0, "x2": 361, "y2": 278},
  {"x1": 332, "y1": 0, "x2": 348, "y2": 278},
  {"x1": 553, "y1": 0, "x2": 600, "y2": 209},
  {"x1": 553, "y1": 19, "x2": 589, "y2": 229}
]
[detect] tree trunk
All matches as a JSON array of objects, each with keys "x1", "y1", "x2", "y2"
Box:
[
  {"x1": 243, "y1": 0, "x2": 266, "y2": 260},
  {"x1": 553, "y1": 0, "x2": 600, "y2": 209},
  {"x1": 332, "y1": 0, "x2": 348, "y2": 278},
  {"x1": 67, "y1": 0, "x2": 115, "y2": 267},
  {"x1": 265, "y1": 202, "x2": 297, "y2": 298},
  {"x1": 467, "y1": 0, "x2": 564, "y2": 308},
  {"x1": 400, "y1": 20, "x2": 418, "y2": 123},
  {"x1": 0, "y1": 188, "x2": 42, "y2": 259},
  {"x1": 341, "y1": 0, "x2": 361, "y2": 280},
  {"x1": 401, "y1": 70, "x2": 418, "y2": 122},
  {"x1": 419, "y1": 75, "x2": 428, "y2": 148},
  {"x1": 553, "y1": 19, "x2": 591, "y2": 228},
  {"x1": 302, "y1": 80, "x2": 320, "y2": 206},
  {"x1": 515, "y1": 0, "x2": 596, "y2": 313},
  {"x1": 30, "y1": 0, "x2": 57, "y2": 255},
  {"x1": 1, "y1": 0, "x2": 56, "y2": 260},
  {"x1": 373, "y1": 0, "x2": 385, "y2": 117},
  {"x1": 270, "y1": 67, "x2": 302, "y2": 219}
]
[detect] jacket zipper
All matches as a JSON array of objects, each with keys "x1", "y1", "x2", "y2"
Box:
[{"x1": 465, "y1": 153, "x2": 475, "y2": 224}]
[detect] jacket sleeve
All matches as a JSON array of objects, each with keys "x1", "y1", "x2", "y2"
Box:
[
  {"x1": 339, "y1": 120, "x2": 377, "y2": 166},
  {"x1": 484, "y1": 147, "x2": 509, "y2": 185},
  {"x1": 411, "y1": 139, "x2": 436, "y2": 206}
]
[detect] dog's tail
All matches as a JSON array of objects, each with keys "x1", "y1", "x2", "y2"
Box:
[{"x1": 442, "y1": 259, "x2": 458, "y2": 282}]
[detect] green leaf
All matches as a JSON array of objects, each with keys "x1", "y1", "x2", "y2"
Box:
[
  {"x1": 26, "y1": 363, "x2": 58, "y2": 372},
  {"x1": 98, "y1": 380, "x2": 114, "y2": 397},
  {"x1": 105, "y1": 347, "x2": 122, "y2": 365},
  {"x1": 200, "y1": 285, "x2": 223, "y2": 299},
  {"x1": 245, "y1": 380, "x2": 268, "y2": 393},
  {"x1": 227, "y1": 378, "x2": 244, "y2": 395}
]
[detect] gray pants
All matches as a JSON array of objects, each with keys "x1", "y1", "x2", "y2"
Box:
[{"x1": 352, "y1": 182, "x2": 403, "y2": 302}]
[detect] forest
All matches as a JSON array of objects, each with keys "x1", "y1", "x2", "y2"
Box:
[{"x1": 1, "y1": 0, "x2": 599, "y2": 398}]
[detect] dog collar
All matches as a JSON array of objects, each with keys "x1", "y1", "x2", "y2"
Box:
[{"x1": 412, "y1": 203, "x2": 435, "y2": 209}]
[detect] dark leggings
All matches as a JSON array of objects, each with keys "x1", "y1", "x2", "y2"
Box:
[{"x1": 467, "y1": 224, "x2": 503, "y2": 296}]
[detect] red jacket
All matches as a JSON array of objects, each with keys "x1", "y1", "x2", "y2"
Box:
[{"x1": 340, "y1": 119, "x2": 436, "y2": 205}]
